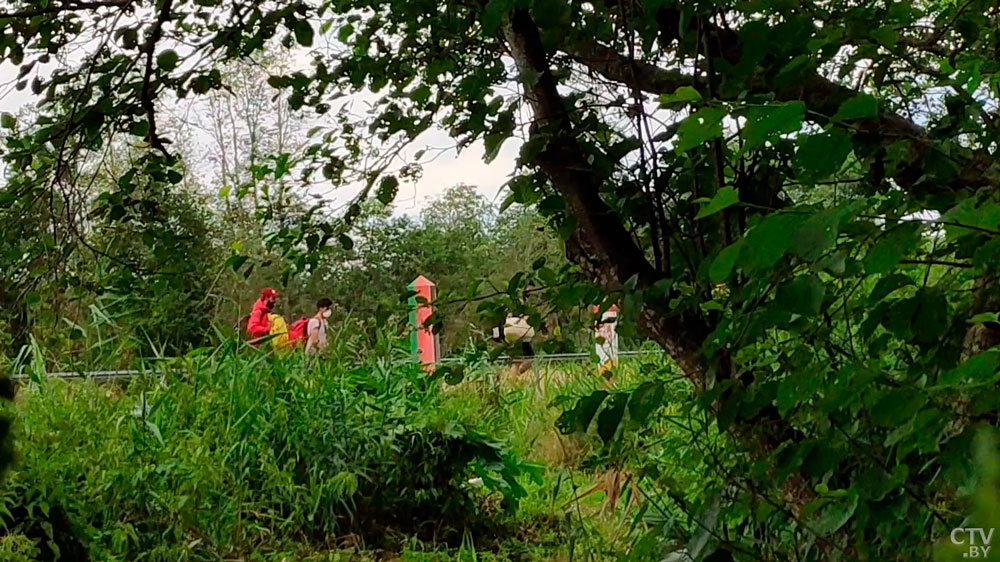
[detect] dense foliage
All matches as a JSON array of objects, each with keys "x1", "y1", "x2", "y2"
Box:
[
  {"x1": 0, "y1": 183, "x2": 563, "y2": 367},
  {"x1": 3, "y1": 345, "x2": 543, "y2": 559},
  {"x1": 3, "y1": 347, "x2": 700, "y2": 561},
  {"x1": 3, "y1": 0, "x2": 1000, "y2": 560}
]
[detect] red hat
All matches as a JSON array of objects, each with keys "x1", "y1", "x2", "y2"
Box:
[{"x1": 261, "y1": 288, "x2": 279, "y2": 299}]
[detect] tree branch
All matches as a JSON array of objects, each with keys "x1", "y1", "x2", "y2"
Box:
[
  {"x1": 564, "y1": 40, "x2": 704, "y2": 95},
  {"x1": 140, "y1": 0, "x2": 174, "y2": 156},
  {"x1": 895, "y1": 0, "x2": 977, "y2": 58},
  {"x1": 563, "y1": 10, "x2": 997, "y2": 195},
  {"x1": 0, "y1": 0, "x2": 130, "y2": 19},
  {"x1": 899, "y1": 259, "x2": 971, "y2": 269},
  {"x1": 503, "y1": 8, "x2": 709, "y2": 381},
  {"x1": 664, "y1": 9, "x2": 996, "y2": 194}
]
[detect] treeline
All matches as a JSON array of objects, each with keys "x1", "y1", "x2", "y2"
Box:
[
  {"x1": 0, "y1": 54, "x2": 575, "y2": 370},
  {"x1": 0, "y1": 181, "x2": 565, "y2": 369}
]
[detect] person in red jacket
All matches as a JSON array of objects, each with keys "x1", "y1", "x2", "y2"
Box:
[{"x1": 246, "y1": 288, "x2": 279, "y2": 342}]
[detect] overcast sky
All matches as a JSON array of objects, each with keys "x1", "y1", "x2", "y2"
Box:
[{"x1": 0, "y1": 59, "x2": 523, "y2": 217}]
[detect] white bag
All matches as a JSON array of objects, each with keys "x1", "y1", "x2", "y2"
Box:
[{"x1": 504, "y1": 316, "x2": 535, "y2": 343}]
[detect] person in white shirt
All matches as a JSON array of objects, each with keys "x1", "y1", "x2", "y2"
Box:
[
  {"x1": 306, "y1": 298, "x2": 333, "y2": 355},
  {"x1": 503, "y1": 314, "x2": 535, "y2": 378}
]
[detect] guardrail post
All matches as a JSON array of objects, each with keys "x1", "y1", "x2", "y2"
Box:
[
  {"x1": 409, "y1": 276, "x2": 439, "y2": 365},
  {"x1": 592, "y1": 304, "x2": 619, "y2": 371}
]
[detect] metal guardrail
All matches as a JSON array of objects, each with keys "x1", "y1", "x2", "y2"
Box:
[
  {"x1": 12, "y1": 370, "x2": 161, "y2": 382},
  {"x1": 438, "y1": 349, "x2": 664, "y2": 363},
  {"x1": 12, "y1": 349, "x2": 665, "y2": 382}
]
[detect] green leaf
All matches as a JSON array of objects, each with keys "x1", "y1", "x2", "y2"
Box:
[
  {"x1": 484, "y1": 110, "x2": 515, "y2": 163},
  {"x1": 376, "y1": 176, "x2": 399, "y2": 205},
  {"x1": 191, "y1": 74, "x2": 214, "y2": 94},
  {"x1": 817, "y1": 251, "x2": 846, "y2": 276},
  {"x1": 969, "y1": 312, "x2": 999, "y2": 324},
  {"x1": 882, "y1": 295, "x2": 918, "y2": 337},
  {"x1": 789, "y1": 207, "x2": 845, "y2": 261},
  {"x1": 871, "y1": 388, "x2": 928, "y2": 427},
  {"x1": 293, "y1": 19, "x2": 314, "y2": 47},
  {"x1": 775, "y1": 365, "x2": 821, "y2": 419},
  {"x1": 130, "y1": 120, "x2": 149, "y2": 138},
  {"x1": 911, "y1": 288, "x2": 948, "y2": 345},
  {"x1": 941, "y1": 195, "x2": 1000, "y2": 239},
  {"x1": 658, "y1": 86, "x2": 703, "y2": 108},
  {"x1": 226, "y1": 255, "x2": 248, "y2": 272},
  {"x1": 119, "y1": 27, "x2": 138, "y2": 49},
  {"x1": 338, "y1": 23, "x2": 354, "y2": 43},
  {"x1": 775, "y1": 274, "x2": 826, "y2": 317},
  {"x1": 813, "y1": 491, "x2": 858, "y2": 535},
  {"x1": 556, "y1": 391, "x2": 607, "y2": 434},
  {"x1": 674, "y1": 107, "x2": 725, "y2": 153},
  {"x1": 530, "y1": 0, "x2": 572, "y2": 31},
  {"x1": 695, "y1": 187, "x2": 739, "y2": 219},
  {"x1": 481, "y1": 0, "x2": 513, "y2": 35},
  {"x1": 716, "y1": 390, "x2": 741, "y2": 432},
  {"x1": 864, "y1": 223, "x2": 923, "y2": 274},
  {"x1": 857, "y1": 466, "x2": 897, "y2": 501},
  {"x1": 868, "y1": 273, "x2": 914, "y2": 303},
  {"x1": 774, "y1": 54, "x2": 813, "y2": 87},
  {"x1": 686, "y1": 492, "x2": 721, "y2": 559},
  {"x1": 700, "y1": 300, "x2": 724, "y2": 312},
  {"x1": 871, "y1": 26, "x2": 898, "y2": 47},
  {"x1": 156, "y1": 49, "x2": 179, "y2": 72},
  {"x1": 923, "y1": 146, "x2": 960, "y2": 183},
  {"x1": 936, "y1": 350, "x2": 1000, "y2": 388},
  {"x1": 794, "y1": 129, "x2": 853, "y2": 183},
  {"x1": 741, "y1": 102, "x2": 805, "y2": 150},
  {"x1": 740, "y1": 213, "x2": 806, "y2": 271},
  {"x1": 1, "y1": 112, "x2": 16, "y2": 129},
  {"x1": 627, "y1": 382, "x2": 665, "y2": 424},
  {"x1": 833, "y1": 94, "x2": 878, "y2": 122},
  {"x1": 709, "y1": 240, "x2": 744, "y2": 282},
  {"x1": 597, "y1": 394, "x2": 628, "y2": 444},
  {"x1": 775, "y1": 441, "x2": 814, "y2": 483},
  {"x1": 145, "y1": 420, "x2": 165, "y2": 447},
  {"x1": 956, "y1": 17, "x2": 980, "y2": 42}
]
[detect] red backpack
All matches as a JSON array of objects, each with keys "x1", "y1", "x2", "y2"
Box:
[{"x1": 287, "y1": 318, "x2": 310, "y2": 346}]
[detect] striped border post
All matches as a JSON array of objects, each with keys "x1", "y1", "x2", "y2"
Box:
[
  {"x1": 409, "y1": 276, "x2": 439, "y2": 365},
  {"x1": 592, "y1": 304, "x2": 619, "y2": 372}
]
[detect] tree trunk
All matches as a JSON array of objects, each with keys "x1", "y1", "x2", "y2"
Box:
[{"x1": 504, "y1": 10, "x2": 710, "y2": 384}]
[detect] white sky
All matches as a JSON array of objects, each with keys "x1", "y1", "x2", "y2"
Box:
[
  {"x1": 394, "y1": 136, "x2": 522, "y2": 214},
  {"x1": 0, "y1": 61, "x2": 523, "y2": 218}
]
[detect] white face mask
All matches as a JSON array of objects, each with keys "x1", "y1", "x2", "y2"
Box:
[{"x1": 322, "y1": 309, "x2": 332, "y2": 319}]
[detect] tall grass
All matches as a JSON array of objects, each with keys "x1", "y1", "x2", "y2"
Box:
[
  {"x1": 1, "y1": 343, "x2": 538, "y2": 560},
  {"x1": 2, "y1": 342, "x2": 707, "y2": 562},
  {"x1": 436, "y1": 354, "x2": 710, "y2": 560}
]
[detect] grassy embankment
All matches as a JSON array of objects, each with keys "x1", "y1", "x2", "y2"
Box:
[{"x1": 1, "y1": 345, "x2": 706, "y2": 561}]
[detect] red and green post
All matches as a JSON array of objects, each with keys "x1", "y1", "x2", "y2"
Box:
[{"x1": 409, "y1": 276, "x2": 440, "y2": 364}]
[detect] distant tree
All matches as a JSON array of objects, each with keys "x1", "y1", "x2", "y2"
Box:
[
  {"x1": 317, "y1": 185, "x2": 565, "y2": 353},
  {"x1": 420, "y1": 184, "x2": 496, "y2": 234}
]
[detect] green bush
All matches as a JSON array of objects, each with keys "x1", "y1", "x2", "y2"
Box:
[
  {"x1": 0, "y1": 534, "x2": 39, "y2": 562},
  {"x1": 1, "y1": 345, "x2": 535, "y2": 560}
]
